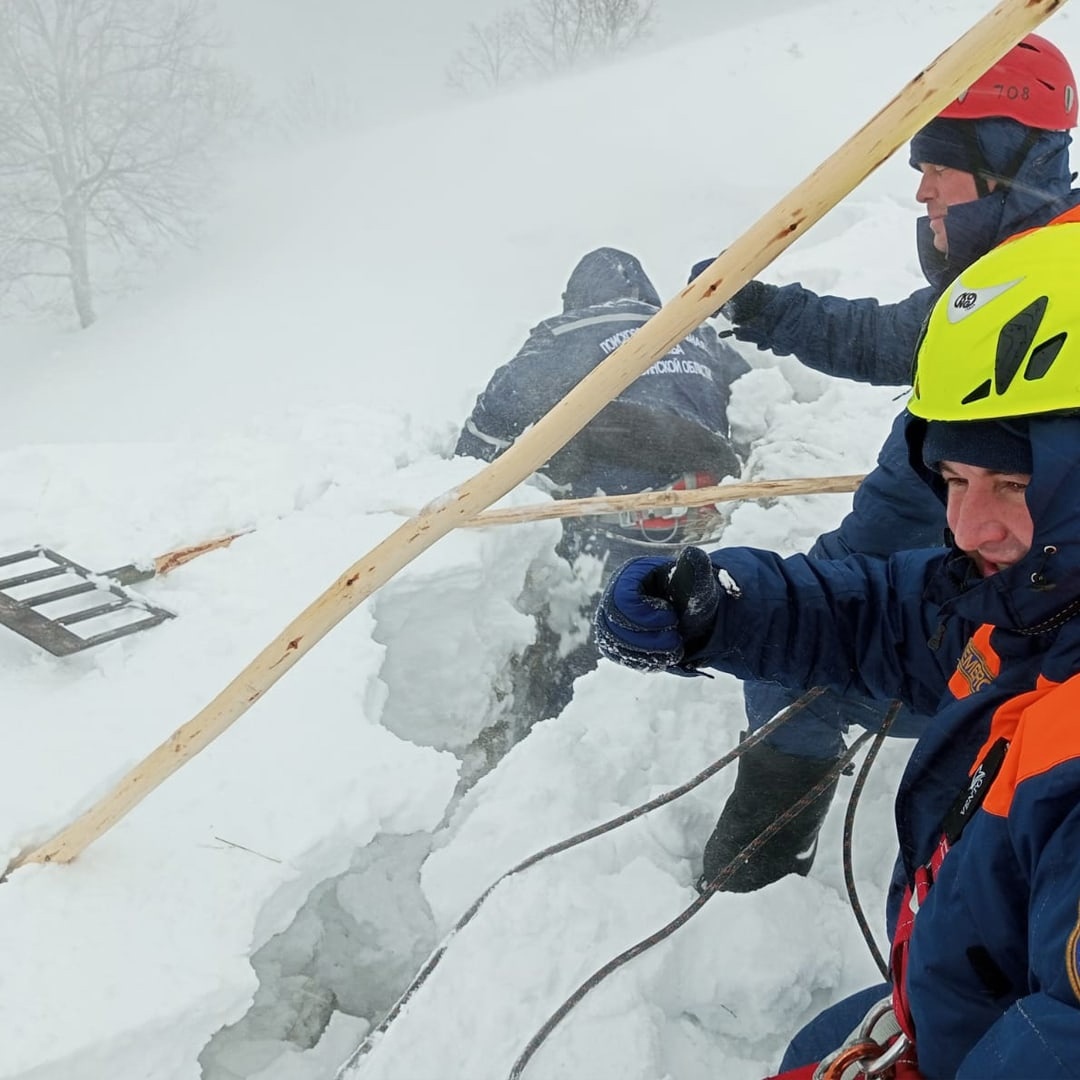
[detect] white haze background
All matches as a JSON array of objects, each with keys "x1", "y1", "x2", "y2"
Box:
[{"x1": 1, "y1": 2, "x2": 1077, "y2": 1079}]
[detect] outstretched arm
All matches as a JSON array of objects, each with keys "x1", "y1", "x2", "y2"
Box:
[
  {"x1": 729, "y1": 282, "x2": 937, "y2": 387},
  {"x1": 595, "y1": 545, "x2": 952, "y2": 714}
]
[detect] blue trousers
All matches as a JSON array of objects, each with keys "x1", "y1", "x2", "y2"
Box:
[
  {"x1": 779, "y1": 982, "x2": 893, "y2": 1071},
  {"x1": 744, "y1": 680, "x2": 927, "y2": 760}
]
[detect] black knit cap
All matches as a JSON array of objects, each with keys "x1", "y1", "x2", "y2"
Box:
[
  {"x1": 908, "y1": 116, "x2": 1045, "y2": 188},
  {"x1": 922, "y1": 418, "x2": 1032, "y2": 474}
]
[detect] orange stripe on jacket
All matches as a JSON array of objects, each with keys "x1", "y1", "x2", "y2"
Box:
[
  {"x1": 1002, "y1": 204, "x2": 1080, "y2": 246},
  {"x1": 980, "y1": 672, "x2": 1080, "y2": 819}
]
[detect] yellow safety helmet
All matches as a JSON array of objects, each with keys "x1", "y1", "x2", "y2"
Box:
[{"x1": 909, "y1": 220, "x2": 1080, "y2": 422}]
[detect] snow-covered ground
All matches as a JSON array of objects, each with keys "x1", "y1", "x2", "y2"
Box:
[{"x1": 2, "y1": 2, "x2": 1078, "y2": 1079}]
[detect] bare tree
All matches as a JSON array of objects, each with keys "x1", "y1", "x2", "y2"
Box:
[
  {"x1": 446, "y1": 0, "x2": 655, "y2": 94},
  {"x1": 521, "y1": 0, "x2": 593, "y2": 73},
  {"x1": 273, "y1": 72, "x2": 369, "y2": 144},
  {"x1": 585, "y1": 0, "x2": 655, "y2": 54},
  {"x1": 0, "y1": 0, "x2": 247, "y2": 328},
  {"x1": 446, "y1": 14, "x2": 528, "y2": 93}
]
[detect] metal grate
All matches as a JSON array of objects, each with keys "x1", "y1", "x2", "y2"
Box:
[{"x1": 0, "y1": 548, "x2": 174, "y2": 656}]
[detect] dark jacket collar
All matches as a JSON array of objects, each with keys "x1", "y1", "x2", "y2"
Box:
[
  {"x1": 915, "y1": 130, "x2": 1079, "y2": 291},
  {"x1": 910, "y1": 415, "x2": 1080, "y2": 637}
]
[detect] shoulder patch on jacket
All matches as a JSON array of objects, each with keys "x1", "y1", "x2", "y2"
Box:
[
  {"x1": 949, "y1": 624, "x2": 1001, "y2": 699},
  {"x1": 1068, "y1": 899, "x2": 1080, "y2": 1004}
]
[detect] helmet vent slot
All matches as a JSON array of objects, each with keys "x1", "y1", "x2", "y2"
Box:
[
  {"x1": 996, "y1": 296, "x2": 1048, "y2": 394},
  {"x1": 961, "y1": 379, "x2": 993, "y2": 405},
  {"x1": 1025, "y1": 331, "x2": 1067, "y2": 381}
]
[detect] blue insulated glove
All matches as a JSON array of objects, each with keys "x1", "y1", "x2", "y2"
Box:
[{"x1": 594, "y1": 547, "x2": 720, "y2": 674}]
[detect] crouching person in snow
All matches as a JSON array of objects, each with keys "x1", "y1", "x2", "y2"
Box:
[
  {"x1": 687, "y1": 32, "x2": 1080, "y2": 895},
  {"x1": 598, "y1": 221, "x2": 1080, "y2": 1078},
  {"x1": 456, "y1": 246, "x2": 747, "y2": 735}
]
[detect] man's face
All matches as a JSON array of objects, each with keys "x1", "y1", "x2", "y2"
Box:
[
  {"x1": 915, "y1": 164, "x2": 984, "y2": 253},
  {"x1": 941, "y1": 460, "x2": 1034, "y2": 577}
]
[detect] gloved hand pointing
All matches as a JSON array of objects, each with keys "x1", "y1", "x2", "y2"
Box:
[{"x1": 594, "y1": 546, "x2": 720, "y2": 674}]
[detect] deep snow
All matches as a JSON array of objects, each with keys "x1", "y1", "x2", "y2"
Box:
[{"x1": 1, "y1": 2, "x2": 1078, "y2": 1079}]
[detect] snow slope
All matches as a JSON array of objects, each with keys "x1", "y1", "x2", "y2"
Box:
[{"x1": 1, "y1": 2, "x2": 1077, "y2": 1079}]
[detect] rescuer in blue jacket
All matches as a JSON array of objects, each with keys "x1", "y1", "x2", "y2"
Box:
[
  {"x1": 689, "y1": 34, "x2": 1080, "y2": 893},
  {"x1": 598, "y1": 212, "x2": 1080, "y2": 1080},
  {"x1": 457, "y1": 246, "x2": 747, "y2": 730}
]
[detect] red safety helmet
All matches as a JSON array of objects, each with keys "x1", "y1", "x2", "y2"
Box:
[{"x1": 941, "y1": 33, "x2": 1077, "y2": 130}]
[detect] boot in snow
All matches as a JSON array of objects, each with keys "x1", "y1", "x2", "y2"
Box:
[{"x1": 697, "y1": 739, "x2": 841, "y2": 893}]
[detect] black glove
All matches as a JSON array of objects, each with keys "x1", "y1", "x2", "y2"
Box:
[
  {"x1": 721, "y1": 278, "x2": 772, "y2": 325},
  {"x1": 594, "y1": 547, "x2": 720, "y2": 673},
  {"x1": 687, "y1": 258, "x2": 773, "y2": 326}
]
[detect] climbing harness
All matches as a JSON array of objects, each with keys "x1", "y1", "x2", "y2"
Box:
[
  {"x1": 600, "y1": 471, "x2": 728, "y2": 547},
  {"x1": 813, "y1": 997, "x2": 912, "y2": 1080},
  {"x1": 806, "y1": 728, "x2": 1012, "y2": 1080},
  {"x1": 889, "y1": 736, "x2": 1009, "y2": 1040}
]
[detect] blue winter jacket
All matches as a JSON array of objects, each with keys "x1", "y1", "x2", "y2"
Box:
[
  {"x1": 730, "y1": 125, "x2": 1080, "y2": 559},
  {"x1": 740, "y1": 128, "x2": 1080, "y2": 754},
  {"x1": 685, "y1": 412, "x2": 1080, "y2": 1078},
  {"x1": 456, "y1": 248, "x2": 748, "y2": 501}
]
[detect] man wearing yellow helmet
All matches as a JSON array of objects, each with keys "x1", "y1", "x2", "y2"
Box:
[
  {"x1": 596, "y1": 218, "x2": 1080, "y2": 1077},
  {"x1": 688, "y1": 32, "x2": 1080, "y2": 897}
]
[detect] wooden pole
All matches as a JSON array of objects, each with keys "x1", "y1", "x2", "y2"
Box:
[
  {"x1": 152, "y1": 531, "x2": 250, "y2": 577},
  {"x1": 9, "y1": 0, "x2": 1064, "y2": 873},
  {"x1": 458, "y1": 474, "x2": 866, "y2": 528}
]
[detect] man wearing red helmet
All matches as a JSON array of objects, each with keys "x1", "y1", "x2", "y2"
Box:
[
  {"x1": 686, "y1": 33, "x2": 1080, "y2": 896},
  {"x1": 910, "y1": 33, "x2": 1078, "y2": 284}
]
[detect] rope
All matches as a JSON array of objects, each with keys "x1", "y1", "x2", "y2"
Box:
[
  {"x1": 841, "y1": 701, "x2": 900, "y2": 980},
  {"x1": 334, "y1": 688, "x2": 826, "y2": 1076},
  {"x1": 506, "y1": 728, "x2": 876, "y2": 1080}
]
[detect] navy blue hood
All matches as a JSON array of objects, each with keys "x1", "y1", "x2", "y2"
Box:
[
  {"x1": 909, "y1": 119, "x2": 1077, "y2": 290},
  {"x1": 561, "y1": 247, "x2": 662, "y2": 313}
]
